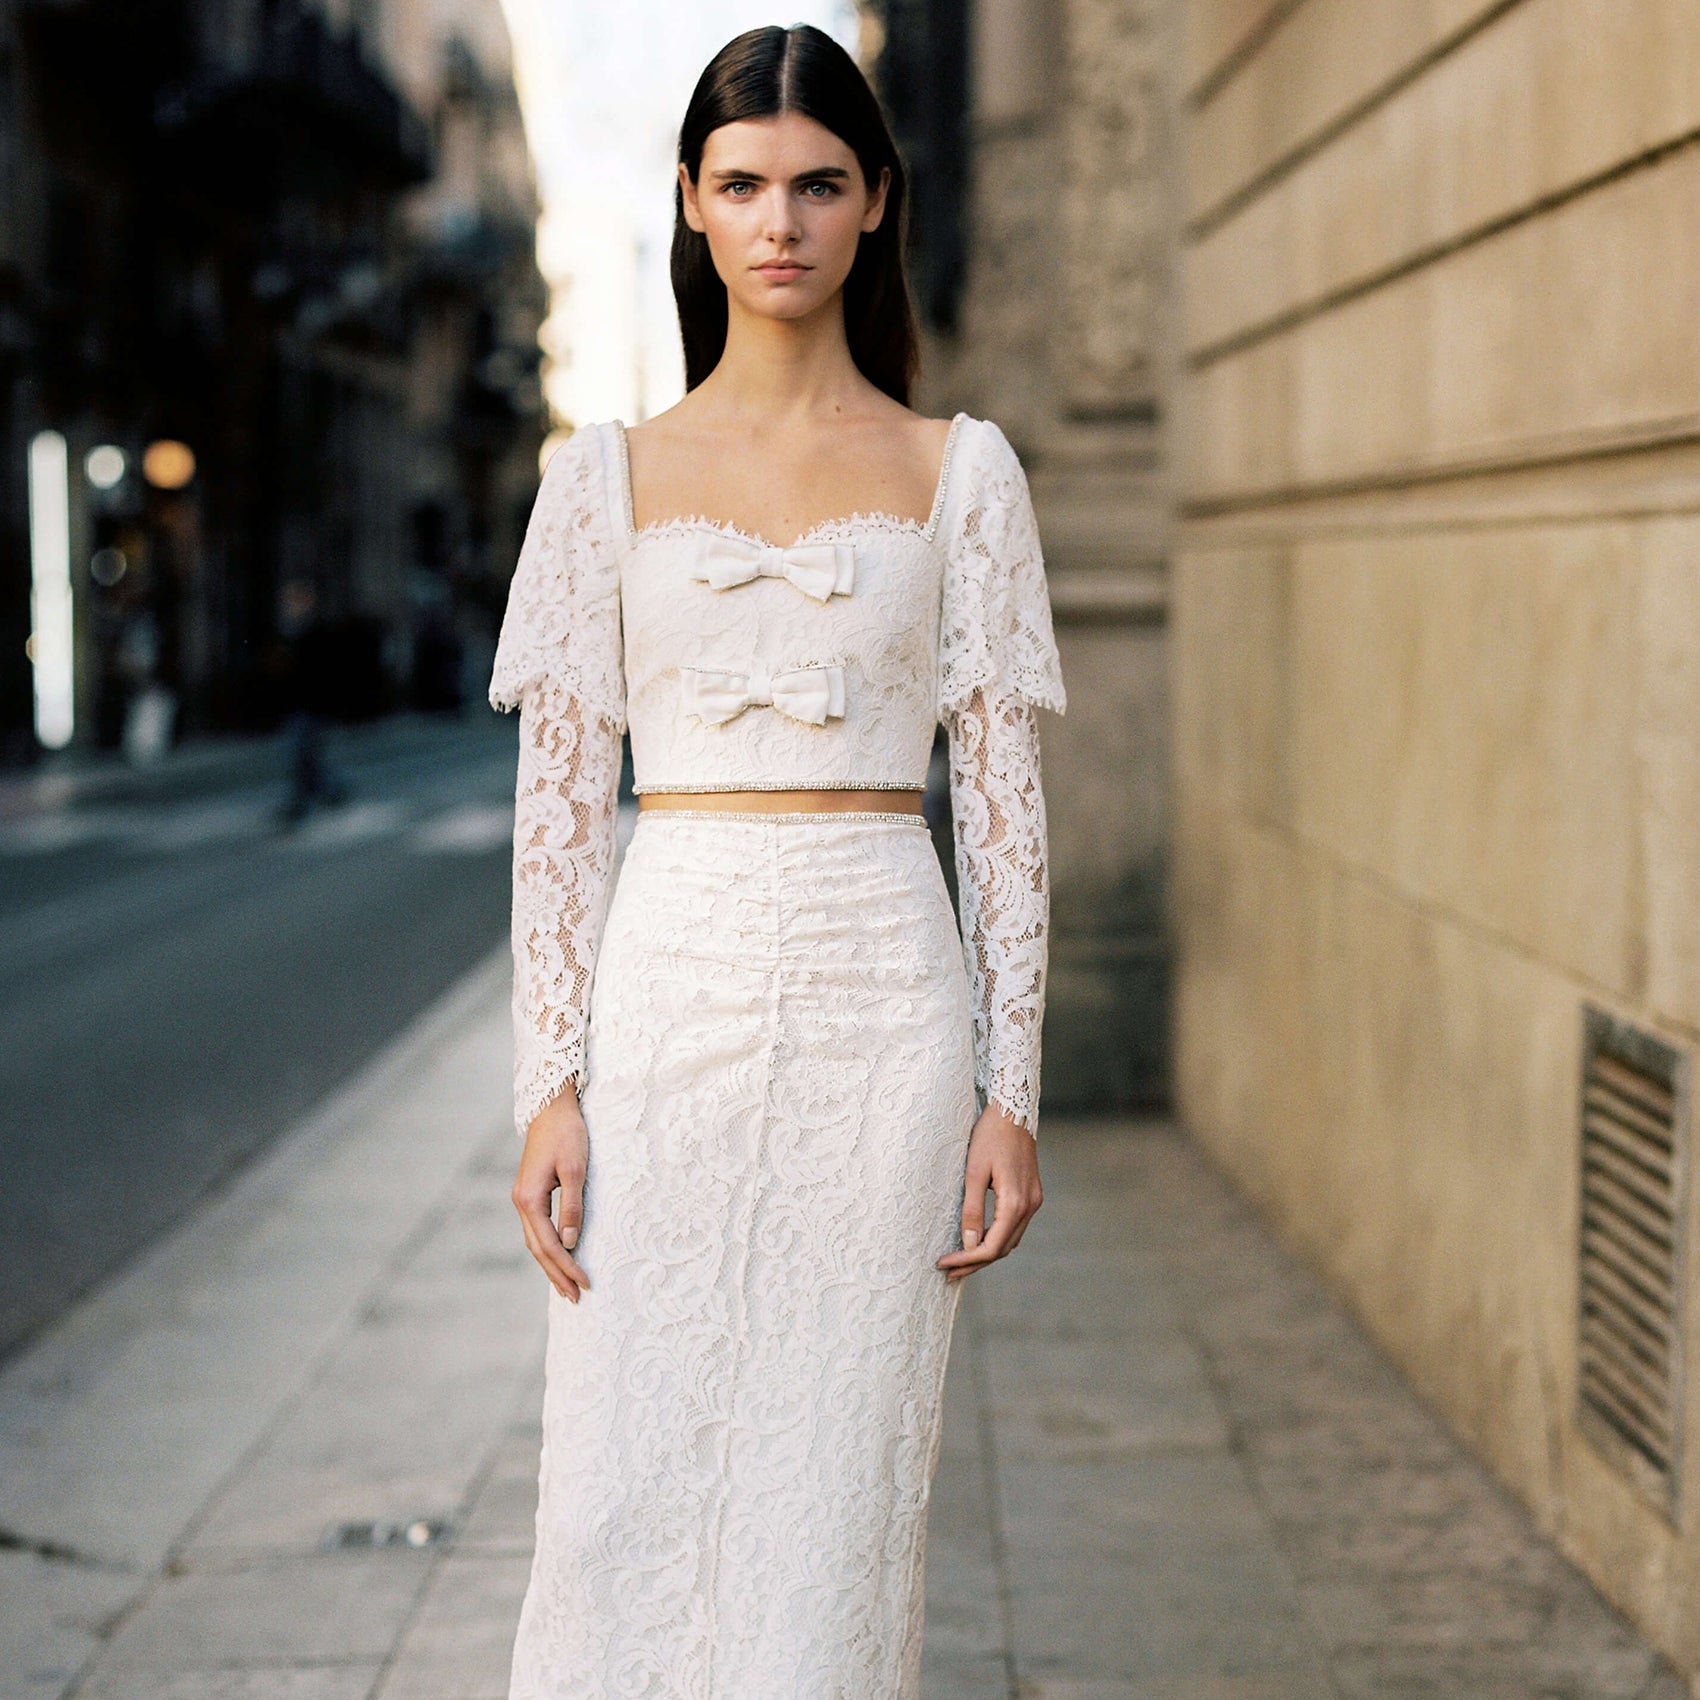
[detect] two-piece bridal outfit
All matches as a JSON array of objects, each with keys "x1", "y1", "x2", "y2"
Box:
[{"x1": 489, "y1": 410, "x2": 1066, "y2": 1700}]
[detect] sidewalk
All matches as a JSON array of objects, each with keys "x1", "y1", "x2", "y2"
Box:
[{"x1": 1, "y1": 957, "x2": 1687, "y2": 1700}]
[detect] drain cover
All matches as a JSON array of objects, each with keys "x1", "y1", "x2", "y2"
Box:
[{"x1": 322, "y1": 1517, "x2": 450, "y2": 1551}]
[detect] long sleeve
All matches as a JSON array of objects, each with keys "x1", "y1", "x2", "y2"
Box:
[
  {"x1": 946, "y1": 685, "x2": 1050, "y2": 1132},
  {"x1": 490, "y1": 424, "x2": 626, "y2": 1135},
  {"x1": 938, "y1": 420, "x2": 1067, "y2": 1138},
  {"x1": 509, "y1": 678, "x2": 622, "y2": 1132}
]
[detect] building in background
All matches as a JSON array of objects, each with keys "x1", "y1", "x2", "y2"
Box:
[
  {"x1": 0, "y1": 0, "x2": 545, "y2": 764},
  {"x1": 867, "y1": 0, "x2": 1175, "y2": 1111},
  {"x1": 1172, "y1": 0, "x2": 1700, "y2": 1678}
]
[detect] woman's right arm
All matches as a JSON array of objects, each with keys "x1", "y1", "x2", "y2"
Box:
[
  {"x1": 488, "y1": 424, "x2": 626, "y2": 1302},
  {"x1": 508, "y1": 676, "x2": 622, "y2": 1302}
]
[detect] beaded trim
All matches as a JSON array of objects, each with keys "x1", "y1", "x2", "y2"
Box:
[
  {"x1": 636, "y1": 809, "x2": 928, "y2": 827},
  {"x1": 923, "y1": 412, "x2": 967, "y2": 540},
  {"x1": 611, "y1": 412, "x2": 968, "y2": 550},
  {"x1": 631, "y1": 779, "x2": 925, "y2": 794}
]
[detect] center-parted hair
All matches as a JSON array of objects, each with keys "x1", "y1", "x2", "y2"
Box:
[{"x1": 672, "y1": 25, "x2": 920, "y2": 405}]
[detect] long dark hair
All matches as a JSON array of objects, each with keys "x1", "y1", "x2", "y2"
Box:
[{"x1": 671, "y1": 25, "x2": 919, "y2": 405}]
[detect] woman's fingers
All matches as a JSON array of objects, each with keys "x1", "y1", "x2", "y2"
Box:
[
  {"x1": 556, "y1": 1174, "x2": 584, "y2": 1255},
  {"x1": 554, "y1": 1170, "x2": 590, "y2": 1293},
  {"x1": 1005, "y1": 1180, "x2": 1042, "y2": 1251},
  {"x1": 516, "y1": 1213, "x2": 569, "y2": 1298},
  {"x1": 513, "y1": 1092, "x2": 592, "y2": 1298},
  {"x1": 512, "y1": 1160, "x2": 589, "y2": 1300},
  {"x1": 936, "y1": 1158, "x2": 992, "y2": 1275},
  {"x1": 518, "y1": 1199, "x2": 582, "y2": 1300},
  {"x1": 936, "y1": 1207, "x2": 1023, "y2": 1278},
  {"x1": 941, "y1": 1200, "x2": 1021, "y2": 1280},
  {"x1": 959, "y1": 1158, "x2": 991, "y2": 1252},
  {"x1": 938, "y1": 1164, "x2": 1041, "y2": 1281}
]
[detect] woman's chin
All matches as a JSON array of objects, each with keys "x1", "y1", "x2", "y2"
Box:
[{"x1": 729, "y1": 284, "x2": 842, "y2": 323}]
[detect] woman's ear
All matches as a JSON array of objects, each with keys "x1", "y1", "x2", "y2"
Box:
[
  {"x1": 860, "y1": 165, "x2": 892, "y2": 234},
  {"x1": 679, "y1": 163, "x2": 706, "y2": 234}
]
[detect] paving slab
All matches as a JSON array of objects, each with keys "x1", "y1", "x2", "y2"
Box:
[
  {"x1": 93, "y1": 1552, "x2": 434, "y2": 1670},
  {"x1": 0, "y1": 1550, "x2": 136, "y2": 1700},
  {"x1": 372, "y1": 1549, "x2": 532, "y2": 1700},
  {"x1": 75, "y1": 1673, "x2": 383, "y2": 1700}
]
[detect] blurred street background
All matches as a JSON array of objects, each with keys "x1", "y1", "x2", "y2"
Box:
[
  {"x1": 7, "y1": 0, "x2": 1700, "y2": 1695},
  {"x1": 0, "y1": 713, "x2": 520, "y2": 1360}
]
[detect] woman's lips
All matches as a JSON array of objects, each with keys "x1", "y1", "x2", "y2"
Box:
[{"x1": 755, "y1": 263, "x2": 808, "y2": 280}]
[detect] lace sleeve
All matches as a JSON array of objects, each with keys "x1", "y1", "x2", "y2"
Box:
[
  {"x1": 940, "y1": 419, "x2": 1065, "y2": 1137},
  {"x1": 490, "y1": 424, "x2": 626, "y2": 1134},
  {"x1": 947, "y1": 687, "x2": 1050, "y2": 1135},
  {"x1": 508, "y1": 678, "x2": 623, "y2": 1134}
]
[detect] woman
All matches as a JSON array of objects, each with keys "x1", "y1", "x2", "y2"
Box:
[{"x1": 489, "y1": 24, "x2": 1065, "y2": 1700}]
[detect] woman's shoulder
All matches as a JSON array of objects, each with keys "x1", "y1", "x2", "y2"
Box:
[
  {"x1": 534, "y1": 421, "x2": 627, "y2": 521},
  {"x1": 933, "y1": 412, "x2": 1032, "y2": 533},
  {"x1": 537, "y1": 419, "x2": 621, "y2": 484}
]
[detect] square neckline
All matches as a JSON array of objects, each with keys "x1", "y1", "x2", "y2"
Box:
[{"x1": 611, "y1": 411, "x2": 969, "y2": 553}]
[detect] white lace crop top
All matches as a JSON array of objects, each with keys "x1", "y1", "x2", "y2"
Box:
[{"x1": 489, "y1": 412, "x2": 1067, "y2": 1135}]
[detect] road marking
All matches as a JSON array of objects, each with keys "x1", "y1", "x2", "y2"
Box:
[
  {"x1": 410, "y1": 804, "x2": 513, "y2": 855},
  {"x1": 0, "y1": 812, "x2": 126, "y2": 854},
  {"x1": 278, "y1": 800, "x2": 409, "y2": 851},
  {"x1": 138, "y1": 799, "x2": 273, "y2": 852}
]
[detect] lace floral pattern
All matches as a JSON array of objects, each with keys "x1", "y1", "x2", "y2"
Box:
[
  {"x1": 938, "y1": 420, "x2": 1067, "y2": 719},
  {"x1": 508, "y1": 680, "x2": 623, "y2": 1133},
  {"x1": 945, "y1": 685, "x2": 1050, "y2": 1132},
  {"x1": 508, "y1": 813, "x2": 977, "y2": 1700},
  {"x1": 935, "y1": 419, "x2": 1064, "y2": 1133},
  {"x1": 490, "y1": 426, "x2": 625, "y2": 727},
  {"x1": 619, "y1": 515, "x2": 946, "y2": 793}
]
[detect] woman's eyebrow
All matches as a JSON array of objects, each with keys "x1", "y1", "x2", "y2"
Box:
[{"x1": 707, "y1": 165, "x2": 853, "y2": 182}]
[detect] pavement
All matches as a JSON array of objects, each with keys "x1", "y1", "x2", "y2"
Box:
[{"x1": 1, "y1": 952, "x2": 1690, "y2": 1700}]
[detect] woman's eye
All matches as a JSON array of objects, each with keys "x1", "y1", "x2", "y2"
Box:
[
  {"x1": 802, "y1": 182, "x2": 837, "y2": 198},
  {"x1": 723, "y1": 181, "x2": 754, "y2": 196}
]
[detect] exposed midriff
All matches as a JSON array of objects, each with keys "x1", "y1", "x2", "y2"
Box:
[{"x1": 638, "y1": 789, "x2": 924, "y2": 815}]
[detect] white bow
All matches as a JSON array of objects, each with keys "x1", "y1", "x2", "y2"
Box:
[
  {"x1": 690, "y1": 535, "x2": 855, "y2": 602},
  {"x1": 683, "y1": 664, "x2": 846, "y2": 727}
]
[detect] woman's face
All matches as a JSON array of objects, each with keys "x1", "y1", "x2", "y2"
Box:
[{"x1": 680, "y1": 112, "x2": 889, "y2": 324}]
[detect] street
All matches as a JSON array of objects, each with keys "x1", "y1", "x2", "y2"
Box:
[{"x1": 0, "y1": 714, "x2": 528, "y2": 1363}]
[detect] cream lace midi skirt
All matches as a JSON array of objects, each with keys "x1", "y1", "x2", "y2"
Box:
[{"x1": 509, "y1": 810, "x2": 978, "y2": 1700}]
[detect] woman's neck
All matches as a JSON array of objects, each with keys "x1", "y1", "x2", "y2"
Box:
[{"x1": 694, "y1": 295, "x2": 877, "y2": 425}]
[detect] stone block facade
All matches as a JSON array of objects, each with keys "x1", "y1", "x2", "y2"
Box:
[{"x1": 1174, "y1": 0, "x2": 1700, "y2": 1674}]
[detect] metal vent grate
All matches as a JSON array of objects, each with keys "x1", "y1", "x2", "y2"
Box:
[{"x1": 1576, "y1": 1005, "x2": 1689, "y2": 1519}]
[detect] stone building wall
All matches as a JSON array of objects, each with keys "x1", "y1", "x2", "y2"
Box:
[
  {"x1": 921, "y1": 0, "x2": 1177, "y2": 1110},
  {"x1": 1172, "y1": 0, "x2": 1700, "y2": 1673}
]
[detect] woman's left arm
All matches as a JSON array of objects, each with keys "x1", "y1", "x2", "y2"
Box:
[
  {"x1": 935, "y1": 683, "x2": 1050, "y2": 1281},
  {"x1": 933, "y1": 420, "x2": 1065, "y2": 1284}
]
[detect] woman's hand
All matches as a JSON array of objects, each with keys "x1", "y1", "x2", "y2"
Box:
[
  {"x1": 512, "y1": 1088, "x2": 592, "y2": 1302},
  {"x1": 936, "y1": 1100, "x2": 1042, "y2": 1283}
]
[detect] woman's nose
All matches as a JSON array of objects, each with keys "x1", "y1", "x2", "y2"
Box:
[{"x1": 760, "y1": 185, "x2": 802, "y2": 243}]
